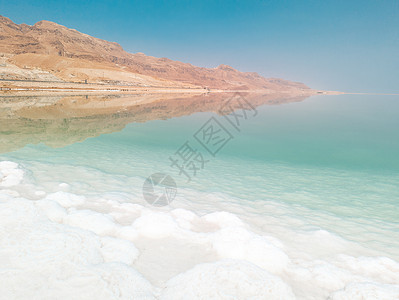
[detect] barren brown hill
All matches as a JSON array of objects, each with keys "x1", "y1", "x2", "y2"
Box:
[{"x1": 0, "y1": 15, "x2": 312, "y2": 91}]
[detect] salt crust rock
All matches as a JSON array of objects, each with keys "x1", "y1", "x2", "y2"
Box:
[
  {"x1": 160, "y1": 259, "x2": 295, "y2": 300},
  {"x1": 0, "y1": 198, "x2": 155, "y2": 299}
]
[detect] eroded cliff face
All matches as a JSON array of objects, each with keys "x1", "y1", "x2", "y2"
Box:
[{"x1": 0, "y1": 15, "x2": 312, "y2": 91}]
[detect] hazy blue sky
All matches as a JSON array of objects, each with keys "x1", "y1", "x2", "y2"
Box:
[{"x1": 1, "y1": 0, "x2": 398, "y2": 92}]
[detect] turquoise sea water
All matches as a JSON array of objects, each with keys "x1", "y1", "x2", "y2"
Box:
[{"x1": 1, "y1": 94, "x2": 399, "y2": 257}]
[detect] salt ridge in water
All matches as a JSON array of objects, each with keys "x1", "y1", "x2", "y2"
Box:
[{"x1": 0, "y1": 161, "x2": 399, "y2": 299}]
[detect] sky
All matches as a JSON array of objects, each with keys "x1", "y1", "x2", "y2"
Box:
[{"x1": 1, "y1": 0, "x2": 398, "y2": 93}]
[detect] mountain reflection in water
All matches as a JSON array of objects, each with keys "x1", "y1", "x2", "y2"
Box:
[{"x1": 0, "y1": 92, "x2": 309, "y2": 153}]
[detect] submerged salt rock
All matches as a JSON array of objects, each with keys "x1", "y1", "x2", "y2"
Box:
[
  {"x1": 209, "y1": 226, "x2": 290, "y2": 274},
  {"x1": 35, "y1": 190, "x2": 47, "y2": 197},
  {"x1": 329, "y1": 282, "x2": 399, "y2": 300},
  {"x1": 0, "y1": 161, "x2": 24, "y2": 187},
  {"x1": 44, "y1": 191, "x2": 86, "y2": 208},
  {"x1": 160, "y1": 260, "x2": 295, "y2": 300},
  {"x1": 92, "y1": 263, "x2": 157, "y2": 299},
  {"x1": 0, "y1": 263, "x2": 157, "y2": 300},
  {"x1": 116, "y1": 225, "x2": 140, "y2": 241},
  {"x1": 0, "y1": 161, "x2": 19, "y2": 170},
  {"x1": 337, "y1": 255, "x2": 399, "y2": 284},
  {"x1": 35, "y1": 199, "x2": 68, "y2": 223},
  {"x1": 288, "y1": 260, "x2": 358, "y2": 295},
  {"x1": 202, "y1": 211, "x2": 245, "y2": 228},
  {"x1": 0, "y1": 189, "x2": 20, "y2": 198},
  {"x1": 0, "y1": 198, "x2": 104, "y2": 268},
  {"x1": 171, "y1": 208, "x2": 199, "y2": 230},
  {"x1": 59, "y1": 182, "x2": 70, "y2": 189},
  {"x1": 133, "y1": 212, "x2": 180, "y2": 239},
  {"x1": 64, "y1": 209, "x2": 118, "y2": 235},
  {"x1": 0, "y1": 198, "x2": 42, "y2": 227},
  {"x1": 100, "y1": 236, "x2": 139, "y2": 265},
  {"x1": 0, "y1": 197, "x2": 156, "y2": 299}
]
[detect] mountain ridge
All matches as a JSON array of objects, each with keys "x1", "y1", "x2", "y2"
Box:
[{"x1": 0, "y1": 15, "x2": 312, "y2": 92}]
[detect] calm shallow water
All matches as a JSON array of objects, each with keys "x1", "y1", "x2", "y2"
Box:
[
  {"x1": 3, "y1": 94, "x2": 399, "y2": 219},
  {"x1": 1, "y1": 93, "x2": 398, "y2": 298}
]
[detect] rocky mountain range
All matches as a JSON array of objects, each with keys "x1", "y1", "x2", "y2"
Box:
[{"x1": 0, "y1": 15, "x2": 312, "y2": 92}]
